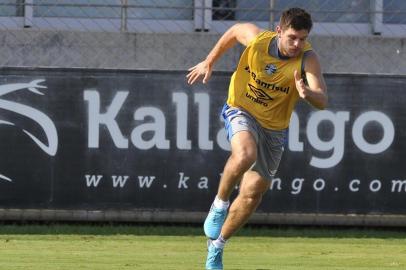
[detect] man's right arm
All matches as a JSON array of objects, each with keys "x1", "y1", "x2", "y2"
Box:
[{"x1": 186, "y1": 23, "x2": 261, "y2": 85}]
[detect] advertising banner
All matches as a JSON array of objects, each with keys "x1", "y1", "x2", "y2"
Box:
[{"x1": 0, "y1": 68, "x2": 404, "y2": 218}]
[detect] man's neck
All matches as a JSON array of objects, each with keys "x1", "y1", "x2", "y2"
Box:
[{"x1": 269, "y1": 37, "x2": 290, "y2": 60}]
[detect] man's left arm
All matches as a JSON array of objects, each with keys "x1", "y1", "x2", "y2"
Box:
[{"x1": 294, "y1": 51, "x2": 328, "y2": 110}]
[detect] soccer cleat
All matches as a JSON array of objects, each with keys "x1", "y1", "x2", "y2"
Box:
[
  {"x1": 204, "y1": 205, "x2": 227, "y2": 239},
  {"x1": 206, "y1": 239, "x2": 223, "y2": 270}
]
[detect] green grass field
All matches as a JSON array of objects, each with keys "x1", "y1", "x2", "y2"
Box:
[{"x1": 0, "y1": 224, "x2": 405, "y2": 269}]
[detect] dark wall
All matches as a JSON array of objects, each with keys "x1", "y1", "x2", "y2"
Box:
[{"x1": 0, "y1": 68, "x2": 404, "y2": 218}]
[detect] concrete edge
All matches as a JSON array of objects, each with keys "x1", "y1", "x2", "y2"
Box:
[{"x1": 0, "y1": 209, "x2": 406, "y2": 227}]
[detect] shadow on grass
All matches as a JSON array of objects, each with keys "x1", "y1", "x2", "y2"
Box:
[{"x1": 0, "y1": 221, "x2": 405, "y2": 239}]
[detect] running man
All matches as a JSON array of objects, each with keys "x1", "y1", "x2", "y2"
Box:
[{"x1": 187, "y1": 7, "x2": 328, "y2": 270}]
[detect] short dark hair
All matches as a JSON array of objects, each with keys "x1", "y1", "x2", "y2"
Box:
[{"x1": 279, "y1": 8, "x2": 313, "y2": 32}]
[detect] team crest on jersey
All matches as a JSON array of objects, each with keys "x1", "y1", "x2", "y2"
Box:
[{"x1": 265, "y1": 64, "x2": 277, "y2": 75}]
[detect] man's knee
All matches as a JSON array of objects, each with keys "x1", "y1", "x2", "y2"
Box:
[
  {"x1": 240, "y1": 190, "x2": 263, "y2": 207},
  {"x1": 238, "y1": 172, "x2": 270, "y2": 204},
  {"x1": 230, "y1": 149, "x2": 256, "y2": 171}
]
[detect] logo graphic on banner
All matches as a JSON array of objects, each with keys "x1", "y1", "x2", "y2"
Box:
[{"x1": 0, "y1": 79, "x2": 58, "y2": 182}]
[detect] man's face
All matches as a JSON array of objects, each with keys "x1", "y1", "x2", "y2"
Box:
[{"x1": 277, "y1": 26, "x2": 309, "y2": 58}]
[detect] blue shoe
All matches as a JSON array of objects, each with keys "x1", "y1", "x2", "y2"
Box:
[
  {"x1": 206, "y1": 240, "x2": 223, "y2": 270},
  {"x1": 204, "y1": 205, "x2": 227, "y2": 239}
]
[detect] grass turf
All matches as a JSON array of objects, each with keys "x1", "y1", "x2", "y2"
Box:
[{"x1": 0, "y1": 224, "x2": 405, "y2": 269}]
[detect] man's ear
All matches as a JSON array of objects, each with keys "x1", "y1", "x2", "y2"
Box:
[{"x1": 276, "y1": 25, "x2": 282, "y2": 37}]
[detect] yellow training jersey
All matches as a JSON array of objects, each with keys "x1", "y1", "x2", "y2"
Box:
[{"x1": 227, "y1": 31, "x2": 312, "y2": 130}]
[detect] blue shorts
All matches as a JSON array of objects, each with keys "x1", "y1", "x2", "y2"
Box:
[{"x1": 221, "y1": 104, "x2": 286, "y2": 181}]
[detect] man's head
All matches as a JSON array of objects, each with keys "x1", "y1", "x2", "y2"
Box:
[
  {"x1": 279, "y1": 7, "x2": 313, "y2": 32},
  {"x1": 276, "y1": 8, "x2": 313, "y2": 58}
]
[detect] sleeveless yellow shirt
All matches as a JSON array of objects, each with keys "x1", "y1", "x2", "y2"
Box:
[{"x1": 227, "y1": 31, "x2": 312, "y2": 130}]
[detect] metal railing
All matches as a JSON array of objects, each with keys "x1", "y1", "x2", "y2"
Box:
[
  {"x1": 0, "y1": 1, "x2": 405, "y2": 35},
  {"x1": 0, "y1": 0, "x2": 404, "y2": 74}
]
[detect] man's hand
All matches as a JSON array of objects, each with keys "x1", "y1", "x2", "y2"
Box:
[
  {"x1": 294, "y1": 69, "x2": 308, "y2": 99},
  {"x1": 186, "y1": 60, "x2": 213, "y2": 85},
  {"x1": 294, "y1": 61, "x2": 328, "y2": 110}
]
